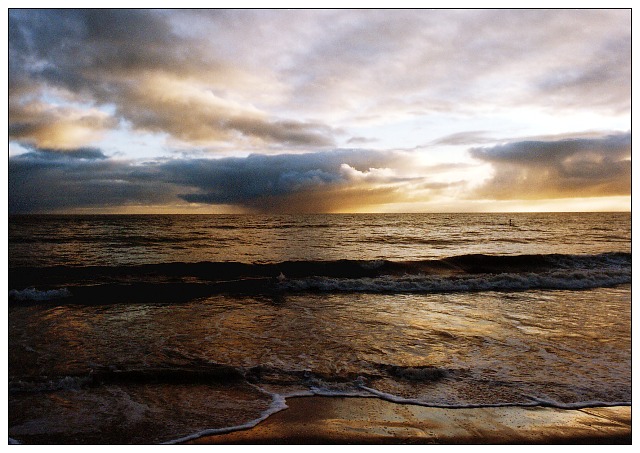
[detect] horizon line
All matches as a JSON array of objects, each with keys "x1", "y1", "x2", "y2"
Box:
[{"x1": 7, "y1": 210, "x2": 632, "y2": 216}]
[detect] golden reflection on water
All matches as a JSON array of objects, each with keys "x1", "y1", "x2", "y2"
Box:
[
  {"x1": 10, "y1": 284, "x2": 630, "y2": 383},
  {"x1": 9, "y1": 213, "x2": 631, "y2": 267},
  {"x1": 8, "y1": 284, "x2": 631, "y2": 444}
]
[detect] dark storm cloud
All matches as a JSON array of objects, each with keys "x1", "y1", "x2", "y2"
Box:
[
  {"x1": 161, "y1": 149, "x2": 409, "y2": 212},
  {"x1": 8, "y1": 149, "x2": 410, "y2": 214},
  {"x1": 9, "y1": 9, "x2": 187, "y2": 91},
  {"x1": 470, "y1": 133, "x2": 631, "y2": 199},
  {"x1": 8, "y1": 149, "x2": 175, "y2": 213}
]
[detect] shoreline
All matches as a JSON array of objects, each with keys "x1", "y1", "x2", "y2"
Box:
[{"x1": 186, "y1": 396, "x2": 631, "y2": 444}]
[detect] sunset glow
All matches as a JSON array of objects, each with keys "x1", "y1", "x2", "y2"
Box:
[{"x1": 8, "y1": 8, "x2": 631, "y2": 213}]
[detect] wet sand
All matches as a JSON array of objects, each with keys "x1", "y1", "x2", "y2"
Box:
[{"x1": 187, "y1": 396, "x2": 631, "y2": 444}]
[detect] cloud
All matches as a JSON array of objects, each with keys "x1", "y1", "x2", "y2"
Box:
[
  {"x1": 20, "y1": 146, "x2": 108, "y2": 160},
  {"x1": 347, "y1": 136, "x2": 378, "y2": 145},
  {"x1": 8, "y1": 149, "x2": 176, "y2": 213},
  {"x1": 430, "y1": 131, "x2": 492, "y2": 146},
  {"x1": 7, "y1": 10, "x2": 630, "y2": 214},
  {"x1": 8, "y1": 99, "x2": 117, "y2": 149},
  {"x1": 9, "y1": 9, "x2": 338, "y2": 149},
  {"x1": 273, "y1": 9, "x2": 630, "y2": 121},
  {"x1": 10, "y1": 137, "x2": 628, "y2": 214},
  {"x1": 470, "y1": 132, "x2": 631, "y2": 199},
  {"x1": 9, "y1": 9, "x2": 630, "y2": 152},
  {"x1": 532, "y1": 34, "x2": 630, "y2": 113},
  {"x1": 162, "y1": 149, "x2": 412, "y2": 212},
  {"x1": 111, "y1": 73, "x2": 337, "y2": 147},
  {"x1": 9, "y1": 9, "x2": 190, "y2": 91},
  {"x1": 8, "y1": 148, "x2": 420, "y2": 214}
]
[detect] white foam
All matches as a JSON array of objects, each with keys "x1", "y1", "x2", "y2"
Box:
[
  {"x1": 10, "y1": 375, "x2": 91, "y2": 393},
  {"x1": 9, "y1": 287, "x2": 72, "y2": 301},
  {"x1": 309, "y1": 387, "x2": 372, "y2": 398},
  {"x1": 360, "y1": 260, "x2": 386, "y2": 269},
  {"x1": 162, "y1": 391, "x2": 288, "y2": 444},
  {"x1": 280, "y1": 268, "x2": 631, "y2": 293},
  {"x1": 161, "y1": 385, "x2": 373, "y2": 444},
  {"x1": 522, "y1": 395, "x2": 632, "y2": 409},
  {"x1": 163, "y1": 382, "x2": 632, "y2": 445},
  {"x1": 358, "y1": 385, "x2": 631, "y2": 410}
]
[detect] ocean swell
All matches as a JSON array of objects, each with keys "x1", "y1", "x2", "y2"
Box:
[
  {"x1": 279, "y1": 268, "x2": 631, "y2": 293},
  {"x1": 8, "y1": 252, "x2": 630, "y2": 303}
]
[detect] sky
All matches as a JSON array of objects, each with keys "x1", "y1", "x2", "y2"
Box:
[{"x1": 7, "y1": 7, "x2": 631, "y2": 214}]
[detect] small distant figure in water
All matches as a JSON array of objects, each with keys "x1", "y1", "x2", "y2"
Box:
[{"x1": 509, "y1": 219, "x2": 514, "y2": 227}]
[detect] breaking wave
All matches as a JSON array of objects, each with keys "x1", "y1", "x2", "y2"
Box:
[
  {"x1": 8, "y1": 252, "x2": 630, "y2": 303},
  {"x1": 279, "y1": 268, "x2": 630, "y2": 293},
  {"x1": 8, "y1": 287, "x2": 72, "y2": 301}
]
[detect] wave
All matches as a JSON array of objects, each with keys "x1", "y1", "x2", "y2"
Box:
[
  {"x1": 8, "y1": 287, "x2": 72, "y2": 301},
  {"x1": 162, "y1": 392, "x2": 289, "y2": 445},
  {"x1": 163, "y1": 388, "x2": 631, "y2": 444},
  {"x1": 10, "y1": 360, "x2": 630, "y2": 445},
  {"x1": 356, "y1": 385, "x2": 631, "y2": 410},
  {"x1": 279, "y1": 268, "x2": 631, "y2": 293},
  {"x1": 9, "y1": 252, "x2": 630, "y2": 303},
  {"x1": 7, "y1": 362, "x2": 455, "y2": 397},
  {"x1": 9, "y1": 234, "x2": 210, "y2": 245},
  {"x1": 9, "y1": 364, "x2": 247, "y2": 393},
  {"x1": 13, "y1": 362, "x2": 628, "y2": 410}
]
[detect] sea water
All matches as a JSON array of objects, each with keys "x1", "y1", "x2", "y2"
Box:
[{"x1": 7, "y1": 213, "x2": 631, "y2": 444}]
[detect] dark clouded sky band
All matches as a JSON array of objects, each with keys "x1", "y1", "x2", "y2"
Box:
[
  {"x1": 8, "y1": 133, "x2": 631, "y2": 214},
  {"x1": 8, "y1": 9, "x2": 631, "y2": 213},
  {"x1": 470, "y1": 134, "x2": 631, "y2": 199},
  {"x1": 8, "y1": 148, "x2": 406, "y2": 213}
]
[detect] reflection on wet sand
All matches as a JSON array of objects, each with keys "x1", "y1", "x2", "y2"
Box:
[{"x1": 189, "y1": 397, "x2": 631, "y2": 444}]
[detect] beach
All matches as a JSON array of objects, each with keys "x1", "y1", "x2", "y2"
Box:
[
  {"x1": 188, "y1": 396, "x2": 631, "y2": 444},
  {"x1": 8, "y1": 213, "x2": 631, "y2": 444},
  {"x1": 8, "y1": 7, "x2": 632, "y2": 446}
]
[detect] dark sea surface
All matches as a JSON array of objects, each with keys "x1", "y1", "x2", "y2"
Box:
[{"x1": 8, "y1": 213, "x2": 631, "y2": 444}]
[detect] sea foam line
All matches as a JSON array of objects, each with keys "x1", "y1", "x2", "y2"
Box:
[
  {"x1": 161, "y1": 391, "x2": 289, "y2": 444},
  {"x1": 161, "y1": 384, "x2": 318, "y2": 445},
  {"x1": 163, "y1": 379, "x2": 631, "y2": 445},
  {"x1": 358, "y1": 384, "x2": 631, "y2": 410},
  {"x1": 9, "y1": 287, "x2": 72, "y2": 301},
  {"x1": 162, "y1": 385, "x2": 365, "y2": 444}
]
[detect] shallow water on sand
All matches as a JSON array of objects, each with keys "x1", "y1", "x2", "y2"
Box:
[{"x1": 9, "y1": 286, "x2": 630, "y2": 444}]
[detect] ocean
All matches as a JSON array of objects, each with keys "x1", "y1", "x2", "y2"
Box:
[{"x1": 7, "y1": 212, "x2": 631, "y2": 444}]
